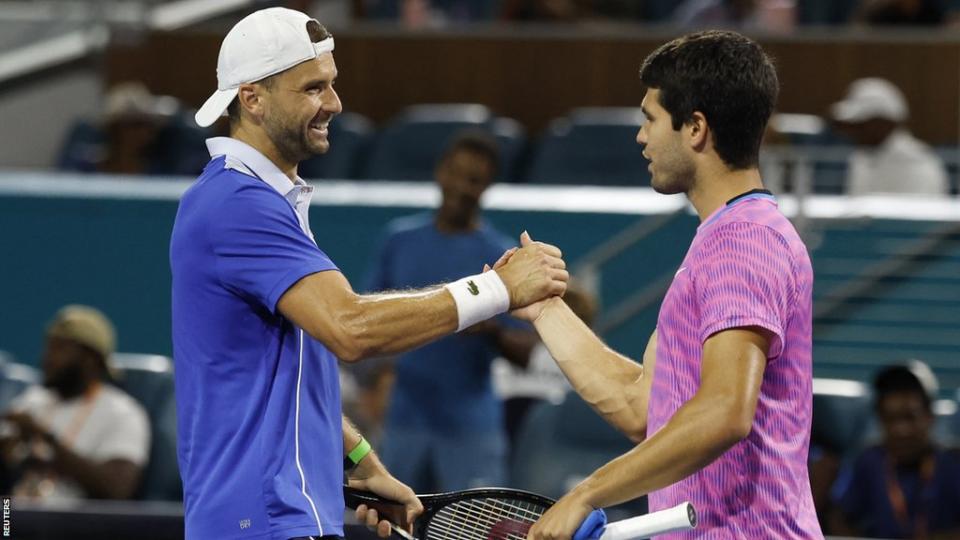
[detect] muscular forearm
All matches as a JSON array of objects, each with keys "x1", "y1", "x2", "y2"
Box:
[
  {"x1": 533, "y1": 298, "x2": 646, "y2": 437},
  {"x1": 572, "y1": 393, "x2": 747, "y2": 509},
  {"x1": 342, "y1": 289, "x2": 458, "y2": 360}
]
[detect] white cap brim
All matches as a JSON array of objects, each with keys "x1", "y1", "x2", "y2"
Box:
[{"x1": 195, "y1": 87, "x2": 239, "y2": 127}]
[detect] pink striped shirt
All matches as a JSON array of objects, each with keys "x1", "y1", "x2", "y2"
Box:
[{"x1": 647, "y1": 193, "x2": 822, "y2": 538}]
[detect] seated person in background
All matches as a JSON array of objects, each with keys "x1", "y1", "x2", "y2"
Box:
[
  {"x1": 59, "y1": 82, "x2": 208, "y2": 177},
  {"x1": 831, "y1": 77, "x2": 949, "y2": 196},
  {"x1": 367, "y1": 131, "x2": 538, "y2": 492},
  {"x1": 830, "y1": 363, "x2": 960, "y2": 539},
  {"x1": 97, "y1": 82, "x2": 174, "y2": 175},
  {"x1": 0, "y1": 306, "x2": 150, "y2": 500}
]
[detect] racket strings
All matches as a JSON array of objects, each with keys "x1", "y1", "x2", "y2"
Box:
[{"x1": 425, "y1": 498, "x2": 549, "y2": 540}]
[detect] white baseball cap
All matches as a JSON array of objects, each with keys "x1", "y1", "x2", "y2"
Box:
[
  {"x1": 831, "y1": 77, "x2": 908, "y2": 124},
  {"x1": 195, "y1": 7, "x2": 335, "y2": 127}
]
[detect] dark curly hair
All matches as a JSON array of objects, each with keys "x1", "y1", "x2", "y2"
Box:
[{"x1": 639, "y1": 30, "x2": 779, "y2": 170}]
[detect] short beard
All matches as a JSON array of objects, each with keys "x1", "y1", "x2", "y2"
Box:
[
  {"x1": 44, "y1": 363, "x2": 91, "y2": 400},
  {"x1": 263, "y1": 111, "x2": 323, "y2": 165}
]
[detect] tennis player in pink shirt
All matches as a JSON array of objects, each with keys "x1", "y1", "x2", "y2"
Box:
[{"x1": 514, "y1": 31, "x2": 823, "y2": 539}]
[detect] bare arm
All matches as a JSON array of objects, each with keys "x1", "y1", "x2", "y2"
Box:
[
  {"x1": 279, "y1": 270, "x2": 457, "y2": 362},
  {"x1": 278, "y1": 234, "x2": 567, "y2": 363},
  {"x1": 575, "y1": 328, "x2": 768, "y2": 505},
  {"x1": 343, "y1": 416, "x2": 423, "y2": 536},
  {"x1": 51, "y1": 443, "x2": 142, "y2": 499},
  {"x1": 527, "y1": 328, "x2": 770, "y2": 540},
  {"x1": 528, "y1": 297, "x2": 652, "y2": 441}
]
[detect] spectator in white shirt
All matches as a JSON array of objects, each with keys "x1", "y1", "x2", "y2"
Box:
[
  {"x1": 831, "y1": 77, "x2": 949, "y2": 197},
  {"x1": 0, "y1": 305, "x2": 150, "y2": 500}
]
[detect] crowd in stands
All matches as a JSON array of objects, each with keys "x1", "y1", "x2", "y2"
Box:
[
  {"x1": 58, "y1": 75, "x2": 958, "y2": 198},
  {"x1": 348, "y1": 0, "x2": 960, "y2": 28}
]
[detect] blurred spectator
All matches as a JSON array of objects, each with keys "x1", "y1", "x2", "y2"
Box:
[
  {"x1": 57, "y1": 82, "x2": 210, "y2": 177},
  {"x1": 831, "y1": 78, "x2": 949, "y2": 196},
  {"x1": 855, "y1": 0, "x2": 946, "y2": 25},
  {"x1": 0, "y1": 306, "x2": 150, "y2": 501},
  {"x1": 493, "y1": 280, "x2": 598, "y2": 452},
  {"x1": 98, "y1": 82, "x2": 176, "y2": 175},
  {"x1": 366, "y1": 131, "x2": 537, "y2": 492},
  {"x1": 673, "y1": 0, "x2": 796, "y2": 32},
  {"x1": 829, "y1": 363, "x2": 960, "y2": 538}
]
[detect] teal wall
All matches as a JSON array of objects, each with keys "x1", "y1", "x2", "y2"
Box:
[{"x1": 1, "y1": 192, "x2": 695, "y2": 367}]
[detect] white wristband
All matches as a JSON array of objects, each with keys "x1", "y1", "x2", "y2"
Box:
[{"x1": 444, "y1": 271, "x2": 511, "y2": 332}]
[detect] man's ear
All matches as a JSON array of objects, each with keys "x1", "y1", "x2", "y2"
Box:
[
  {"x1": 237, "y1": 83, "x2": 265, "y2": 122},
  {"x1": 687, "y1": 111, "x2": 709, "y2": 152}
]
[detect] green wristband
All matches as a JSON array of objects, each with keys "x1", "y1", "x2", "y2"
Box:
[{"x1": 347, "y1": 437, "x2": 372, "y2": 466}]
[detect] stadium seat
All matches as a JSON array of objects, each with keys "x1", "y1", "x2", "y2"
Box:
[
  {"x1": 300, "y1": 112, "x2": 375, "y2": 180},
  {"x1": 933, "y1": 399, "x2": 959, "y2": 446},
  {"x1": 56, "y1": 119, "x2": 104, "y2": 173},
  {"x1": 642, "y1": 0, "x2": 679, "y2": 20},
  {"x1": 525, "y1": 107, "x2": 650, "y2": 186},
  {"x1": 510, "y1": 392, "x2": 643, "y2": 519},
  {"x1": 362, "y1": 104, "x2": 526, "y2": 182},
  {"x1": 149, "y1": 111, "x2": 214, "y2": 177},
  {"x1": 768, "y1": 113, "x2": 851, "y2": 194},
  {"x1": 112, "y1": 353, "x2": 182, "y2": 501},
  {"x1": 0, "y1": 360, "x2": 39, "y2": 411},
  {"x1": 954, "y1": 390, "x2": 960, "y2": 440},
  {"x1": 934, "y1": 145, "x2": 960, "y2": 196},
  {"x1": 811, "y1": 378, "x2": 872, "y2": 456},
  {"x1": 56, "y1": 112, "x2": 212, "y2": 177}
]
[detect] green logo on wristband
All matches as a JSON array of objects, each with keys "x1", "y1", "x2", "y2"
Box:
[{"x1": 467, "y1": 280, "x2": 480, "y2": 295}]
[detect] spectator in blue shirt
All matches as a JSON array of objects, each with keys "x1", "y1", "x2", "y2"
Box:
[
  {"x1": 830, "y1": 364, "x2": 960, "y2": 538},
  {"x1": 366, "y1": 132, "x2": 539, "y2": 492},
  {"x1": 171, "y1": 7, "x2": 567, "y2": 540}
]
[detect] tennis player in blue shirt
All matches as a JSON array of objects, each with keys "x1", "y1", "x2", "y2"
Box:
[{"x1": 170, "y1": 8, "x2": 568, "y2": 540}]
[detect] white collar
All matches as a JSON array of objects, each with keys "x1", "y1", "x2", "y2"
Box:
[{"x1": 206, "y1": 137, "x2": 307, "y2": 197}]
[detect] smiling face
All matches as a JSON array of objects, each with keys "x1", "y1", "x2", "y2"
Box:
[
  {"x1": 260, "y1": 53, "x2": 342, "y2": 163},
  {"x1": 637, "y1": 88, "x2": 696, "y2": 194}
]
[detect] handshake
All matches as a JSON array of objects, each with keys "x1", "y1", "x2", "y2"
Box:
[{"x1": 444, "y1": 231, "x2": 567, "y2": 331}]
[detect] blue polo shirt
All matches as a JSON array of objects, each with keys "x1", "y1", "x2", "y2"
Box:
[
  {"x1": 171, "y1": 137, "x2": 343, "y2": 540},
  {"x1": 366, "y1": 213, "x2": 521, "y2": 435}
]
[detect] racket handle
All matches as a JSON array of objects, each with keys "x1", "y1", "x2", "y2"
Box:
[
  {"x1": 599, "y1": 502, "x2": 697, "y2": 540},
  {"x1": 572, "y1": 509, "x2": 608, "y2": 540}
]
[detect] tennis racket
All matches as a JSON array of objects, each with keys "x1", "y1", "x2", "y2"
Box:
[
  {"x1": 345, "y1": 485, "x2": 552, "y2": 540},
  {"x1": 344, "y1": 486, "x2": 696, "y2": 540}
]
